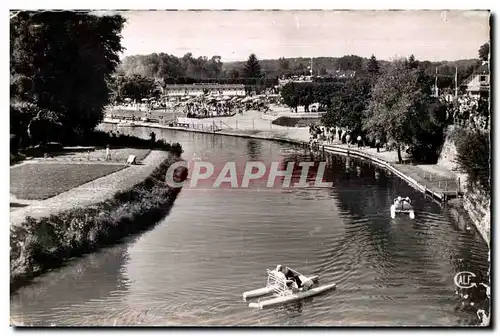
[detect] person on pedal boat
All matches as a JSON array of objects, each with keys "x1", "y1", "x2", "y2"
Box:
[
  {"x1": 402, "y1": 197, "x2": 412, "y2": 210},
  {"x1": 394, "y1": 196, "x2": 403, "y2": 210},
  {"x1": 276, "y1": 265, "x2": 302, "y2": 289}
]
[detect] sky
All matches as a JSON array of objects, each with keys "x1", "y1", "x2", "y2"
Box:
[{"x1": 110, "y1": 10, "x2": 490, "y2": 62}]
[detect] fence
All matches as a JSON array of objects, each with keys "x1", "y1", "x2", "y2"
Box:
[
  {"x1": 395, "y1": 163, "x2": 462, "y2": 195},
  {"x1": 172, "y1": 118, "x2": 280, "y2": 132}
]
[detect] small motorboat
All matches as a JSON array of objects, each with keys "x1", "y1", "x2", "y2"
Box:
[
  {"x1": 390, "y1": 197, "x2": 415, "y2": 219},
  {"x1": 243, "y1": 266, "x2": 336, "y2": 309}
]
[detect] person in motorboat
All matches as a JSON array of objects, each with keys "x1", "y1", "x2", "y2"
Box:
[
  {"x1": 402, "y1": 197, "x2": 412, "y2": 210},
  {"x1": 393, "y1": 196, "x2": 412, "y2": 211},
  {"x1": 394, "y1": 196, "x2": 403, "y2": 210}
]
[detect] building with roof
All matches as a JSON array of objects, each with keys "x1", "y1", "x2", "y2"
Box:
[
  {"x1": 461, "y1": 63, "x2": 490, "y2": 99},
  {"x1": 163, "y1": 84, "x2": 245, "y2": 97}
]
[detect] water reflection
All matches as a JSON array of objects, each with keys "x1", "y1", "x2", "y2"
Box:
[
  {"x1": 246, "y1": 139, "x2": 262, "y2": 161},
  {"x1": 11, "y1": 240, "x2": 133, "y2": 326}
]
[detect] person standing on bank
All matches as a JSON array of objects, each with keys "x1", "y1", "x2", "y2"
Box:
[
  {"x1": 105, "y1": 145, "x2": 111, "y2": 161},
  {"x1": 375, "y1": 138, "x2": 381, "y2": 152},
  {"x1": 357, "y1": 135, "x2": 362, "y2": 148},
  {"x1": 150, "y1": 131, "x2": 156, "y2": 149}
]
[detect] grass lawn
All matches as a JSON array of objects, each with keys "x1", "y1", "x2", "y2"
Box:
[
  {"x1": 10, "y1": 163, "x2": 128, "y2": 200},
  {"x1": 45, "y1": 148, "x2": 151, "y2": 163}
]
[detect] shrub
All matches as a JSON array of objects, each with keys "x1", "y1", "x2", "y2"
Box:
[
  {"x1": 271, "y1": 116, "x2": 320, "y2": 128},
  {"x1": 455, "y1": 129, "x2": 491, "y2": 193}
]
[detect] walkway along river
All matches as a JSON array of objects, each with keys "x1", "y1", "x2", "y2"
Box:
[{"x1": 10, "y1": 126, "x2": 489, "y2": 326}]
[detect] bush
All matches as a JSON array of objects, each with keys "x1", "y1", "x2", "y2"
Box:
[
  {"x1": 272, "y1": 117, "x2": 320, "y2": 127},
  {"x1": 10, "y1": 153, "x2": 186, "y2": 292},
  {"x1": 455, "y1": 129, "x2": 490, "y2": 192}
]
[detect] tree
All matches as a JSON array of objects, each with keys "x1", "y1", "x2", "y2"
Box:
[
  {"x1": 11, "y1": 11, "x2": 126, "y2": 141},
  {"x1": 478, "y1": 42, "x2": 490, "y2": 61},
  {"x1": 455, "y1": 129, "x2": 490, "y2": 193},
  {"x1": 209, "y1": 55, "x2": 223, "y2": 79},
  {"x1": 363, "y1": 59, "x2": 425, "y2": 162},
  {"x1": 243, "y1": 53, "x2": 262, "y2": 93},
  {"x1": 322, "y1": 77, "x2": 371, "y2": 134},
  {"x1": 279, "y1": 57, "x2": 290, "y2": 73},
  {"x1": 405, "y1": 54, "x2": 419, "y2": 70},
  {"x1": 10, "y1": 100, "x2": 63, "y2": 148},
  {"x1": 118, "y1": 75, "x2": 160, "y2": 102},
  {"x1": 336, "y1": 55, "x2": 364, "y2": 71},
  {"x1": 407, "y1": 97, "x2": 449, "y2": 162},
  {"x1": 229, "y1": 69, "x2": 240, "y2": 83},
  {"x1": 27, "y1": 109, "x2": 63, "y2": 146},
  {"x1": 366, "y1": 54, "x2": 380, "y2": 77},
  {"x1": 297, "y1": 84, "x2": 314, "y2": 112},
  {"x1": 363, "y1": 57, "x2": 448, "y2": 163},
  {"x1": 280, "y1": 82, "x2": 299, "y2": 112}
]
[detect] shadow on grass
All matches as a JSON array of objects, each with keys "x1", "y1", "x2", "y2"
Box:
[{"x1": 10, "y1": 203, "x2": 28, "y2": 209}]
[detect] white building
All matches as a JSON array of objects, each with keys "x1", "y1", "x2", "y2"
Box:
[
  {"x1": 462, "y1": 63, "x2": 490, "y2": 99},
  {"x1": 163, "y1": 84, "x2": 245, "y2": 97}
]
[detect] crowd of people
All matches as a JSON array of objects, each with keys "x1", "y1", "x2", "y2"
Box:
[
  {"x1": 446, "y1": 95, "x2": 489, "y2": 130},
  {"x1": 308, "y1": 124, "x2": 385, "y2": 152}
]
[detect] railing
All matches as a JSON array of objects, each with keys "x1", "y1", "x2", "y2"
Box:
[{"x1": 266, "y1": 270, "x2": 290, "y2": 297}]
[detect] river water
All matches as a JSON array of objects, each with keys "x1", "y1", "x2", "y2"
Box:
[{"x1": 10, "y1": 126, "x2": 490, "y2": 326}]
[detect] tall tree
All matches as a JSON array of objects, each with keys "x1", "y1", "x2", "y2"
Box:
[
  {"x1": 363, "y1": 59, "x2": 424, "y2": 162},
  {"x1": 280, "y1": 82, "x2": 299, "y2": 112},
  {"x1": 118, "y1": 75, "x2": 160, "y2": 101},
  {"x1": 363, "y1": 58, "x2": 448, "y2": 163},
  {"x1": 11, "y1": 11, "x2": 125, "y2": 141},
  {"x1": 366, "y1": 54, "x2": 380, "y2": 76},
  {"x1": 243, "y1": 53, "x2": 262, "y2": 93},
  {"x1": 322, "y1": 77, "x2": 371, "y2": 133},
  {"x1": 229, "y1": 69, "x2": 240, "y2": 80},
  {"x1": 406, "y1": 54, "x2": 419, "y2": 70},
  {"x1": 478, "y1": 42, "x2": 490, "y2": 61},
  {"x1": 279, "y1": 57, "x2": 290, "y2": 74}
]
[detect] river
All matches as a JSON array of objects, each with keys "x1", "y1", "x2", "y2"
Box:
[{"x1": 10, "y1": 126, "x2": 490, "y2": 326}]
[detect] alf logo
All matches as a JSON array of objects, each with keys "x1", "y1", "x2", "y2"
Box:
[{"x1": 454, "y1": 271, "x2": 477, "y2": 289}]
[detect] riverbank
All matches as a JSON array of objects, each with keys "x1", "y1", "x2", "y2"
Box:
[
  {"x1": 101, "y1": 116, "x2": 489, "y2": 247},
  {"x1": 10, "y1": 147, "x2": 186, "y2": 292}
]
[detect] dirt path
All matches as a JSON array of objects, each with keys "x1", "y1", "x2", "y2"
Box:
[{"x1": 10, "y1": 150, "x2": 170, "y2": 227}]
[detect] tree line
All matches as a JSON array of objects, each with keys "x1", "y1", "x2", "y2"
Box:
[
  {"x1": 118, "y1": 51, "x2": 482, "y2": 89},
  {"x1": 111, "y1": 53, "x2": 277, "y2": 102},
  {"x1": 315, "y1": 44, "x2": 489, "y2": 167}
]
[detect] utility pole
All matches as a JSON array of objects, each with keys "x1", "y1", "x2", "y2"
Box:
[
  {"x1": 310, "y1": 58, "x2": 313, "y2": 77},
  {"x1": 435, "y1": 66, "x2": 458, "y2": 100},
  {"x1": 435, "y1": 67, "x2": 439, "y2": 97}
]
